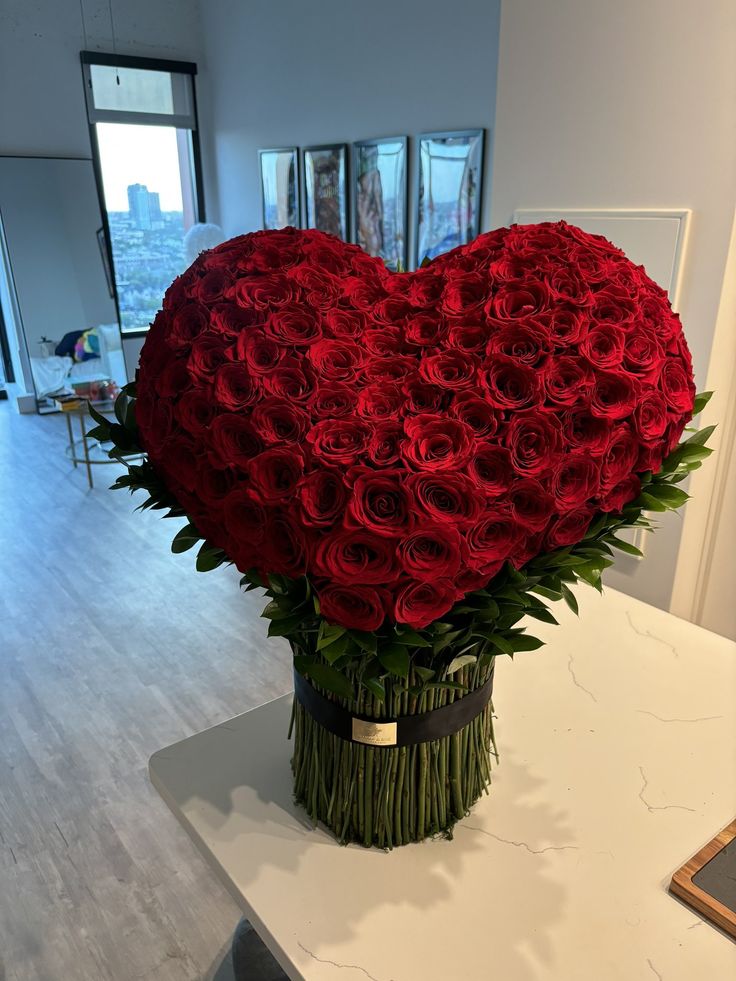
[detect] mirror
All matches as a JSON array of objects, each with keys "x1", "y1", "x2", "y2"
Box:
[{"x1": 0, "y1": 156, "x2": 127, "y2": 411}]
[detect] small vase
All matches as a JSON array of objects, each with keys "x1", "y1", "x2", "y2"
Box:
[{"x1": 290, "y1": 658, "x2": 496, "y2": 848}]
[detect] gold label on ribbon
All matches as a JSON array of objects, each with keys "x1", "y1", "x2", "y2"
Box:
[{"x1": 351, "y1": 718, "x2": 398, "y2": 747}]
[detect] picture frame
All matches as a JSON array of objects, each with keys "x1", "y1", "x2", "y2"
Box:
[
  {"x1": 352, "y1": 136, "x2": 408, "y2": 271},
  {"x1": 259, "y1": 147, "x2": 300, "y2": 230},
  {"x1": 302, "y1": 143, "x2": 349, "y2": 240},
  {"x1": 416, "y1": 129, "x2": 485, "y2": 267}
]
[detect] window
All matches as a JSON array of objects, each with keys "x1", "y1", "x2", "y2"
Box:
[{"x1": 81, "y1": 53, "x2": 204, "y2": 334}]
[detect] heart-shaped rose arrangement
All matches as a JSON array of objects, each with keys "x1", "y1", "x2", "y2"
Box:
[{"x1": 135, "y1": 222, "x2": 695, "y2": 630}]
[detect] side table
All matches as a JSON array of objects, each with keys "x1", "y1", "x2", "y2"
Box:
[{"x1": 63, "y1": 400, "x2": 142, "y2": 488}]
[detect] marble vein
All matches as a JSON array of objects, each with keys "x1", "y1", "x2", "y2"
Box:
[
  {"x1": 646, "y1": 958, "x2": 663, "y2": 981},
  {"x1": 567, "y1": 654, "x2": 597, "y2": 702},
  {"x1": 297, "y1": 941, "x2": 392, "y2": 981},
  {"x1": 461, "y1": 824, "x2": 578, "y2": 855},
  {"x1": 625, "y1": 611, "x2": 679, "y2": 658},
  {"x1": 637, "y1": 710, "x2": 723, "y2": 724},
  {"x1": 637, "y1": 767, "x2": 696, "y2": 813}
]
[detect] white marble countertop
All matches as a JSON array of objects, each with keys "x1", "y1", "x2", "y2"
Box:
[{"x1": 149, "y1": 588, "x2": 736, "y2": 980}]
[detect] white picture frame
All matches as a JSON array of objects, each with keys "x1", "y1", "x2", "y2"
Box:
[{"x1": 512, "y1": 208, "x2": 692, "y2": 557}]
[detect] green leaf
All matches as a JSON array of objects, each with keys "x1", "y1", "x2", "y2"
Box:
[
  {"x1": 378, "y1": 643, "x2": 410, "y2": 678},
  {"x1": 363, "y1": 677, "x2": 386, "y2": 702},
  {"x1": 638, "y1": 492, "x2": 669, "y2": 512},
  {"x1": 509, "y1": 634, "x2": 545, "y2": 653},
  {"x1": 196, "y1": 542, "x2": 225, "y2": 572},
  {"x1": 530, "y1": 585, "x2": 563, "y2": 602},
  {"x1": 608, "y1": 536, "x2": 644, "y2": 557},
  {"x1": 525, "y1": 607, "x2": 559, "y2": 625},
  {"x1": 426, "y1": 680, "x2": 468, "y2": 693},
  {"x1": 294, "y1": 657, "x2": 353, "y2": 699},
  {"x1": 394, "y1": 628, "x2": 432, "y2": 648},
  {"x1": 447, "y1": 653, "x2": 477, "y2": 675},
  {"x1": 560, "y1": 582, "x2": 579, "y2": 616},
  {"x1": 262, "y1": 598, "x2": 298, "y2": 620},
  {"x1": 683, "y1": 425, "x2": 716, "y2": 447},
  {"x1": 413, "y1": 665, "x2": 436, "y2": 682},
  {"x1": 348, "y1": 630, "x2": 378, "y2": 653},
  {"x1": 316, "y1": 624, "x2": 347, "y2": 650},
  {"x1": 171, "y1": 523, "x2": 201, "y2": 554},
  {"x1": 267, "y1": 614, "x2": 307, "y2": 637},
  {"x1": 486, "y1": 634, "x2": 514, "y2": 656},
  {"x1": 693, "y1": 391, "x2": 713, "y2": 414},
  {"x1": 319, "y1": 633, "x2": 349, "y2": 664},
  {"x1": 648, "y1": 484, "x2": 689, "y2": 508}
]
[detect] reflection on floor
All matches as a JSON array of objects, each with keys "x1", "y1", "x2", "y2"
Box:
[{"x1": 0, "y1": 405, "x2": 291, "y2": 981}]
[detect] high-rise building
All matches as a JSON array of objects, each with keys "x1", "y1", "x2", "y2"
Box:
[{"x1": 127, "y1": 183, "x2": 162, "y2": 229}]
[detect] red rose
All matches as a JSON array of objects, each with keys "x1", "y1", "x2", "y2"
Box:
[
  {"x1": 266, "y1": 305, "x2": 322, "y2": 346},
  {"x1": 661, "y1": 360, "x2": 695, "y2": 414},
  {"x1": 442, "y1": 273, "x2": 489, "y2": 315},
  {"x1": 600, "y1": 474, "x2": 641, "y2": 513},
  {"x1": 177, "y1": 389, "x2": 215, "y2": 435},
  {"x1": 192, "y1": 268, "x2": 231, "y2": 304},
  {"x1": 364, "y1": 355, "x2": 417, "y2": 382},
  {"x1": 579, "y1": 325, "x2": 626, "y2": 369},
  {"x1": 261, "y1": 512, "x2": 309, "y2": 576},
  {"x1": 402, "y1": 414, "x2": 474, "y2": 471},
  {"x1": 447, "y1": 322, "x2": 488, "y2": 353},
  {"x1": 324, "y1": 307, "x2": 365, "y2": 337},
  {"x1": 590, "y1": 370, "x2": 639, "y2": 420},
  {"x1": 543, "y1": 356, "x2": 592, "y2": 406},
  {"x1": 486, "y1": 281, "x2": 550, "y2": 323},
  {"x1": 407, "y1": 273, "x2": 443, "y2": 307},
  {"x1": 367, "y1": 421, "x2": 403, "y2": 466},
  {"x1": 248, "y1": 448, "x2": 304, "y2": 503},
  {"x1": 319, "y1": 584, "x2": 389, "y2": 631},
  {"x1": 188, "y1": 335, "x2": 230, "y2": 382},
  {"x1": 356, "y1": 382, "x2": 403, "y2": 419},
  {"x1": 407, "y1": 471, "x2": 485, "y2": 528},
  {"x1": 394, "y1": 579, "x2": 458, "y2": 629},
  {"x1": 469, "y1": 444, "x2": 513, "y2": 496},
  {"x1": 480, "y1": 356, "x2": 542, "y2": 409},
  {"x1": 311, "y1": 382, "x2": 358, "y2": 419},
  {"x1": 234, "y1": 273, "x2": 295, "y2": 310},
  {"x1": 634, "y1": 391, "x2": 668, "y2": 441},
  {"x1": 551, "y1": 453, "x2": 600, "y2": 509},
  {"x1": 466, "y1": 513, "x2": 520, "y2": 570},
  {"x1": 403, "y1": 379, "x2": 446, "y2": 414},
  {"x1": 169, "y1": 302, "x2": 209, "y2": 350},
  {"x1": 503, "y1": 410, "x2": 562, "y2": 477},
  {"x1": 223, "y1": 490, "x2": 267, "y2": 545},
  {"x1": 398, "y1": 525, "x2": 463, "y2": 580},
  {"x1": 622, "y1": 328, "x2": 664, "y2": 382},
  {"x1": 486, "y1": 322, "x2": 551, "y2": 365},
  {"x1": 261, "y1": 358, "x2": 316, "y2": 403},
  {"x1": 210, "y1": 414, "x2": 263, "y2": 468},
  {"x1": 314, "y1": 528, "x2": 398, "y2": 584},
  {"x1": 346, "y1": 469, "x2": 409, "y2": 537},
  {"x1": 157, "y1": 435, "x2": 199, "y2": 492},
  {"x1": 297, "y1": 469, "x2": 347, "y2": 527},
  {"x1": 307, "y1": 418, "x2": 370, "y2": 466},
  {"x1": 155, "y1": 357, "x2": 190, "y2": 398},
  {"x1": 250, "y1": 397, "x2": 310, "y2": 444},
  {"x1": 564, "y1": 408, "x2": 613, "y2": 455},
  {"x1": 214, "y1": 363, "x2": 259, "y2": 410},
  {"x1": 600, "y1": 426, "x2": 640, "y2": 491},
  {"x1": 405, "y1": 313, "x2": 446, "y2": 346},
  {"x1": 545, "y1": 508, "x2": 594, "y2": 549},
  {"x1": 509, "y1": 478, "x2": 555, "y2": 531},
  {"x1": 450, "y1": 393, "x2": 499, "y2": 437},
  {"x1": 419, "y1": 350, "x2": 479, "y2": 389},
  {"x1": 308, "y1": 339, "x2": 364, "y2": 381},
  {"x1": 237, "y1": 329, "x2": 283, "y2": 375}
]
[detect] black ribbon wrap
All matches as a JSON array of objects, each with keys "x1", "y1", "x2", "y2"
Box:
[{"x1": 293, "y1": 662, "x2": 495, "y2": 748}]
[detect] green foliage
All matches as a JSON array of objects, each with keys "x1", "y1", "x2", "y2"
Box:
[{"x1": 101, "y1": 382, "x2": 715, "y2": 701}]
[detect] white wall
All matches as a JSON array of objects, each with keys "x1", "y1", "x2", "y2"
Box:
[
  {"x1": 490, "y1": 0, "x2": 736, "y2": 612},
  {"x1": 199, "y1": 0, "x2": 501, "y2": 261}
]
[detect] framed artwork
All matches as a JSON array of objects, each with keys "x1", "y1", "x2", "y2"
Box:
[
  {"x1": 416, "y1": 129, "x2": 485, "y2": 267},
  {"x1": 302, "y1": 144, "x2": 349, "y2": 240},
  {"x1": 352, "y1": 136, "x2": 407, "y2": 270},
  {"x1": 259, "y1": 148, "x2": 299, "y2": 229}
]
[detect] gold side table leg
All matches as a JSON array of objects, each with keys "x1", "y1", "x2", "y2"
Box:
[
  {"x1": 80, "y1": 412, "x2": 93, "y2": 489},
  {"x1": 65, "y1": 412, "x2": 77, "y2": 468}
]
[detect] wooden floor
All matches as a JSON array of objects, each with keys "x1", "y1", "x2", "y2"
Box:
[{"x1": 0, "y1": 403, "x2": 292, "y2": 981}]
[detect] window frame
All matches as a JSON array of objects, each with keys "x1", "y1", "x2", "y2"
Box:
[{"x1": 80, "y1": 51, "x2": 206, "y2": 339}]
